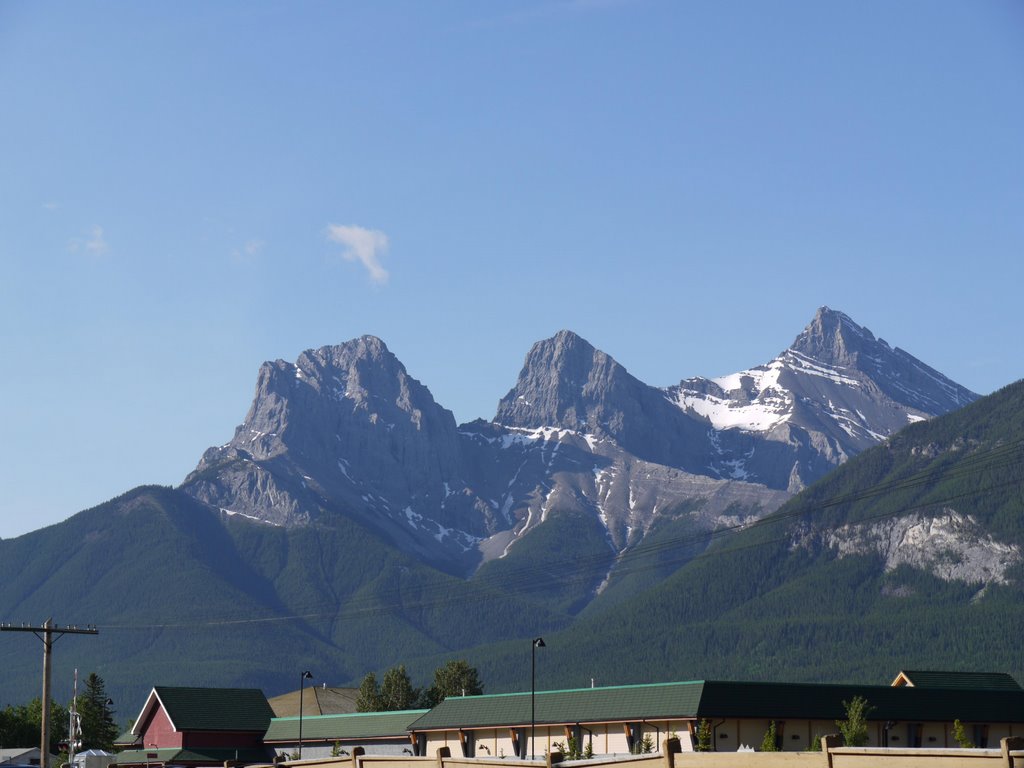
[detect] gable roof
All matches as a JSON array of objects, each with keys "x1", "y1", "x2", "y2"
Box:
[
  {"x1": 891, "y1": 671, "x2": 1023, "y2": 691},
  {"x1": 264, "y1": 709, "x2": 428, "y2": 742},
  {"x1": 133, "y1": 687, "x2": 273, "y2": 735}
]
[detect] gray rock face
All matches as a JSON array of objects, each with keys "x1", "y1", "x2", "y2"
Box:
[
  {"x1": 791, "y1": 508, "x2": 1022, "y2": 586},
  {"x1": 494, "y1": 330, "x2": 710, "y2": 473},
  {"x1": 181, "y1": 309, "x2": 979, "y2": 589},
  {"x1": 666, "y1": 307, "x2": 979, "y2": 491},
  {"x1": 791, "y1": 307, "x2": 977, "y2": 414},
  {"x1": 184, "y1": 337, "x2": 499, "y2": 570},
  {"x1": 457, "y1": 420, "x2": 791, "y2": 574}
]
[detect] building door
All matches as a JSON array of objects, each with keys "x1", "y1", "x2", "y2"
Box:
[{"x1": 908, "y1": 723, "x2": 923, "y2": 748}]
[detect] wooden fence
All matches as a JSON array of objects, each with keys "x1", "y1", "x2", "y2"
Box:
[{"x1": 268, "y1": 736, "x2": 1024, "y2": 768}]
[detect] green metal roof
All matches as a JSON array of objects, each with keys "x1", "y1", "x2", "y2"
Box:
[
  {"x1": 409, "y1": 681, "x2": 706, "y2": 731},
  {"x1": 409, "y1": 679, "x2": 1024, "y2": 732},
  {"x1": 153, "y1": 686, "x2": 274, "y2": 733},
  {"x1": 114, "y1": 730, "x2": 140, "y2": 747},
  {"x1": 265, "y1": 709, "x2": 428, "y2": 742},
  {"x1": 896, "y1": 671, "x2": 1024, "y2": 691},
  {"x1": 696, "y1": 681, "x2": 1024, "y2": 722}
]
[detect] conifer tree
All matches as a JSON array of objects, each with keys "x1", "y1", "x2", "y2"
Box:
[
  {"x1": 695, "y1": 719, "x2": 712, "y2": 752},
  {"x1": 760, "y1": 721, "x2": 779, "y2": 752},
  {"x1": 78, "y1": 673, "x2": 118, "y2": 750}
]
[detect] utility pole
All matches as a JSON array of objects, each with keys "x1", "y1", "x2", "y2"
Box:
[{"x1": 1, "y1": 619, "x2": 99, "y2": 768}]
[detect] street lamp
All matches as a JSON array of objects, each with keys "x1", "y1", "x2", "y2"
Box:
[
  {"x1": 531, "y1": 638, "x2": 545, "y2": 760},
  {"x1": 298, "y1": 671, "x2": 313, "y2": 759}
]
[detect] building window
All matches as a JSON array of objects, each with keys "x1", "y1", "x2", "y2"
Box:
[
  {"x1": 625, "y1": 723, "x2": 641, "y2": 753},
  {"x1": 973, "y1": 725, "x2": 989, "y2": 749},
  {"x1": 511, "y1": 728, "x2": 527, "y2": 759},
  {"x1": 459, "y1": 730, "x2": 475, "y2": 758}
]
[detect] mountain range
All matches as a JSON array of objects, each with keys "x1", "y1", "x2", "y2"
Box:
[
  {"x1": 2, "y1": 306, "x2": 1017, "y2": 713},
  {"x1": 182, "y1": 307, "x2": 975, "y2": 578}
]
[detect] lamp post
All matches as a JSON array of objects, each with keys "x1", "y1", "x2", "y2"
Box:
[
  {"x1": 531, "y1": 638, "x2": 545, "y2": 760},
  {"x1": 298, "y1": 671, "x2": 313, "y2": 759}
]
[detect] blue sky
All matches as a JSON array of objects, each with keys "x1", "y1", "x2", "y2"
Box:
[{"x1": 1, "y1": 1, "x2": 1022, "y2": 539}]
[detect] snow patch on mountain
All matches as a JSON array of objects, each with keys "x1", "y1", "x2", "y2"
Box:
[
  {"x1": 783, "y1": 349, "x2": 861, "y2": 386},
  {"x1": 673, "y1": 358, "x2": 791, "y2": 432},
  {"x1": 220, "y1": 508, "x2": 281, "y2": 526}
]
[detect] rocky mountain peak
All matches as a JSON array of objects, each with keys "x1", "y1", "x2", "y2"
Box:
[
  {"x1": 789, "y1": 306, "x2": 878, "y2": 367},
  {"x1": 237, "y1": 335, "x2": 438, "y2": 454},
  {"x1": 292, "y1": 336, "x2": 424, "y2": 415},
  {"x1": 493, "y1": 331, "x2": 712, "y2": 474},
  {"x1": 295, "y1": 334, "x2": 392, "y2": 374},
  {"x1": 530, "y1": 329, "x2": 606, "y2": 379},
  {"x1": 493, "y1": 330, "x2": 633, "y2": 432},
  {"x1": 786, "y1": 307, "x2": 976, "y2": 414},
  {"x1": 185, "y1": 335, "x2": 474, "y2": 538},
  {"x1": 665, "y1": 307, "x2": 980, "y2": 491}
]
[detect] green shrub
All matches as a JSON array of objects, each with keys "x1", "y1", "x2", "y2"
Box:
[
  {"x1": 952, "y1": 720, "x2": 975, "y2": 749},
  {"x1": 760, "y1": 721, "x2": 779, "y2": 752},
  {"x1": 837, "y1": 696, "x2": 874, "y2": 747}
]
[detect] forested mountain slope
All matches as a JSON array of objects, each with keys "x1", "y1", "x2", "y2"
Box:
[{"x1": 453, "y1": 380, "x2": 1024, "y2": 692}]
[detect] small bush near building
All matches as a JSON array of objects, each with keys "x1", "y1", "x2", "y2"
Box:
[
  {"x1": 760, "y1": 721, "x2": 779, "y2": 752},
  {"x1": 952, "y1": 720, "x2": 975, "y2": 749},
  {"x1": 837, "y1": 696, "x2": 874, "y2": 747},
  {"x1": 695, "y1": 719, "x2": 712, "y2": 752}
]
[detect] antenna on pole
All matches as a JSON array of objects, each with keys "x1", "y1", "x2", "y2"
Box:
[{"x1": 69, "y1": 668, "x2": 83, "y2": 768}]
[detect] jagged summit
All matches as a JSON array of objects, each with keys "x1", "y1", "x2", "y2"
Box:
[
  {"x1": 493, "y1": 330, "x2": 712, "y2": 474},
  {"x1": 494, "y1": 330, "x2": 631, "y2": 432},
  {"x1": 791, "y1": 306, "x2": 879, "y2": 366},
  {"x1": 231, "y1": 335, "x2": 455, "y2": 463},
  {"x1": 788, "y1": 306, "x2": 977, "y2": 414},
  {"x1": 183, "y1": 335, "x2": 499, "y2": 568},
  {"x1": 666, "y1": 308, "x2": 979, "y2": 490}
]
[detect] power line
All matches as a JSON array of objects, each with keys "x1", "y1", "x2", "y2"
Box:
[{"x1": 96, "y1": 438, "x2": 1024, "y2": 631}]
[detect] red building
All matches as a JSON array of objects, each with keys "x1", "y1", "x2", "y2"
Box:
[{"x1": 116, "y1": 687, "x2": 273, "y2": 767}]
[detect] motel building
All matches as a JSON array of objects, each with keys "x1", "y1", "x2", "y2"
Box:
[
  {"x1": 401, "y1": 672, "x2": 1024, "y2": 756},
  {"x1": 108, "y1": 671, "x2": 1024, "y2": 764}
]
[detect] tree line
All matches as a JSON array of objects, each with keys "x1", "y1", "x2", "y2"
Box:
[
  {"x1": 355, "y1": 659, "x2": 483, "y2": 711},
  {"x1": 0, "y1": 672, "x2": 119, "y2": 755}
]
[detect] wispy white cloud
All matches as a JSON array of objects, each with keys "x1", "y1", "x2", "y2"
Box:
[
  {"x1": 231, "y1": 238, "x2": 264, "y2": 264},
  {"x1": 68, "y1": 225, "x2": 109, "y2": 257},
  {"x1": 86, "y1": 226, "x2": 109, "y2": 255},
  {"x1": 41, "y1": 201, "x2": 60, "y2": 211},
  {"x1": 326, "y1": 224, "x2": 390, "y2": 285}
]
